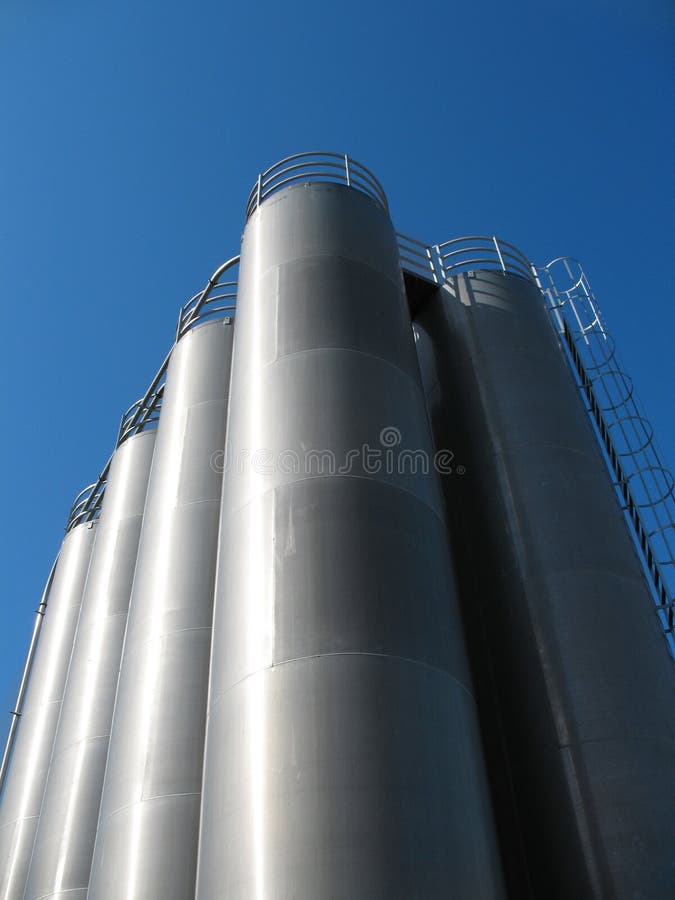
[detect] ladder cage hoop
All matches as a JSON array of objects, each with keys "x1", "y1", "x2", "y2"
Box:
[{"x1": 538, "y1": 256, "x2": 675, "y2": 659}]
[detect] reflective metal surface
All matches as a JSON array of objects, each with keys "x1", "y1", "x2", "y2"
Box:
[
  {"x1": 413, "y1": 271, "x2": 675, "y2": 900},
  {"x1": 196, "y1": 183, "x2": 505, "y2": 899},
  {"x1": 0, "y1": 560, "x2": 57, "y2": 797},
  {"x1": 88, "y1": 319, "x2": 234, "y2": 900},
  {"x1": 0, "y1": 522, "x2": 96, "y2": 900},
  {"x1": 23, "y1": 430, "x2": 156, "y2": 900}
]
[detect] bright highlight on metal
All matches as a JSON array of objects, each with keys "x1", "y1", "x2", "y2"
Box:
[{"x1": 0, "y1": 150, "x2": 673, "y2": 900}]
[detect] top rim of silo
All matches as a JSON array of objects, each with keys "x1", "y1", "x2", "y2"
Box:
[{"x1": 245, "y1": 151, "x2": 389, "y2": 220}]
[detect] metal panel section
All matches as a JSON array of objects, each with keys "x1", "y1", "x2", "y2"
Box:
[
  {"x1": 0, "y1": 522, "x2": 96, "y2": 900},
  {"x1": 87, "y1": 318, "x2": 234, "y2": 900},
  {"x1": 0, "y1": 561, "x2": 57, "y2": 798},
  {"x1": 196, "y1": 182, "x2": 505, "y2": 899},
  {"x1": 23, "y1": 430, "x2": 156, "y2": 900},
  {"x1": 413, "y1": 271, "x2": 675, "y2": 900}
]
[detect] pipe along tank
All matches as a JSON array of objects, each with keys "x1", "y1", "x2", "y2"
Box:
[
  {"x1": 413, "y1": 270, "x2": 675, "y2": 900},
  {"x1": 2, "y1": 153, "x2": 674, "y2": 899},
  {"x1": 0, "y1": 518, "x2": 96, "y2": 900},
  {"x1": 195, "y1": 180, "x2": 505, "y2": 898}
]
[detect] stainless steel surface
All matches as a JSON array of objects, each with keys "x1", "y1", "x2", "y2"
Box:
[
  {"x1": 87, "y1": 318, "x2": 235, "y2": 900},
  {"x1": 413, "y1": 270, "x2": 675, "y2": 900},
  {"x1": 23, "y1": 430, "x2": 156, "y2": 900},
  {"x1": 8, "y1": 146, "x2": 673, "y2": 898},
  {"x1": 0, "y1": 522, "x2": 96, "y2": 900},
  {"x1": 0, "y1": 560, "x2": 57, "y2": 796},
  {"x1": 196, "y1": 181, "x2": 505, "y2": 899}
]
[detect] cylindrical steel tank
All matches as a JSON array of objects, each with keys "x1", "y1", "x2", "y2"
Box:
[
  {"x1": 23, "y1": 429, "x2": 156, "y2": 900},
  {"x1": 196, "y1": 181, "x2": 505, "y2": 898},
  {"x1": 0, "y1": 520, "x2": 96, "y2": 900},
  {"x1": 413, "y1": 270, "x2": 675, "y2": 900},
  {"x1": 87, "y1": 317, "x2": 235, "y2": 900}
]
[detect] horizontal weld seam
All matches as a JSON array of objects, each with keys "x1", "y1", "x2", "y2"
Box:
[
  {"x1": 212, "y1": 651, "x2": 475, "y2": 705},
  {"x1": 0, "y1": 812, "x2": 38, "y2": 832},
  {"x1": 99, "y1": 791, "x2": 201, "y2": 826},
  {"x1": 124, "y1": 624, "x2": 212, "y2": 653},
  {"x1": 221, "y1": 471, "x2": 447, "y2": 528},
  {"x1": 232, "y1": 344, "x2": 425, "y2": 404}
]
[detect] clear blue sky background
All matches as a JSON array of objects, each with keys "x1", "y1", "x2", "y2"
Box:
[{"x1": 0, "y1": 0, "x2": 673, "y2": 717}]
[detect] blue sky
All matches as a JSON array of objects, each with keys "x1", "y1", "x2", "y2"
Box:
[{"x1": 0, "y1": 0, "x2": 673, "y2": 716}]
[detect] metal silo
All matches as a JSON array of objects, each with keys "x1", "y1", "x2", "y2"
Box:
[
  {"x1": 413, "y1": 255, "x2": 675, "y2": 899},
  {"x1": 0, "y1": 517, "x2": 96, "y2": 900},
  {"x1": 22, "y1": 426, "x2": 156, "y2": 900},
  {"x1": 87, "y1": 273, "x2": 237, "y2": 900},
  {"x1": 196, "y1": 155, "x2": 505, "y2": 899}
]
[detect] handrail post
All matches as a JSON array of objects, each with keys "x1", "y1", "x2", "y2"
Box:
[
  {"x1": 425, "y1": 246, "x2": 437, "y2": 283},
  {"x1": 493, "y1": 236, "x2": 507, "y2": 274},
  {"x1": 433, "y1": 245, "x2": 445, "y2": 283},
  {"x1": 116, "y1": 410, "x2": 127, "y2": 446},
  {"x1": 256, "y1": 173, "x2": 262, "y2": 209},
  {"x1": 344, "y1": 154, "x2": 351, "y2": 187},
  {"x1": 531, "y1": 263, "x2": 544, "y2": 291}
]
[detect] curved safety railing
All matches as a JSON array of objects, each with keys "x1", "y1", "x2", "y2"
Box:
[
  {"x1": 396, "y1": 233, "x2": 440, "y2": 284},
  {"x1": 176, "y1": 255, "x2": 239, "y2": 339},
  {"x1": 66, "y1": 479, "x2": 107, "y2": 531},
  {"x1": 117, "y1": 386, "x2": 165, "y2": 446},
  {"x1": 436, "y1": 235, "x2": 536, "y2": 283},
  {"x1": 537, "y1": 257, "x2": 675, "y2": 658},
  {"x1": 396, "y1": 234, "x2": 536, "y2": 286},
  {"x1": 245, "y1": 152, "x2": 389, "y2": 220},
  {"x1": 65, "y1": 257, "x2": 240, "y2": 533}
]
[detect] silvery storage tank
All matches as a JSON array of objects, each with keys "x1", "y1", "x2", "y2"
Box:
[
  {"x1": 196, "y1": 158, "x2": 505, "y2": 899},
  {"x1": 87, "y1": 316, "x2": 235, "y2": 900},
  {"x1": 23, "y1": 428, "x2": 156, "y2": 900},
  {"x1": 413, "y1": 267, "x2": 675, "y2": 900},
  {"x1": 0, "y1": 519, "x2": 96, "y2": 900}
]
